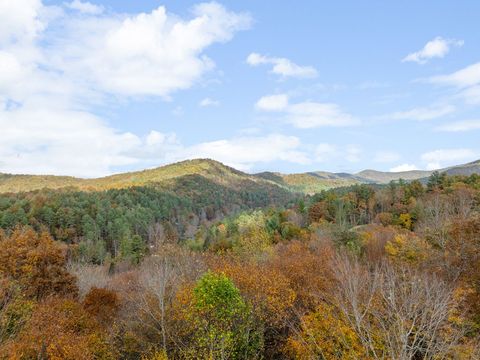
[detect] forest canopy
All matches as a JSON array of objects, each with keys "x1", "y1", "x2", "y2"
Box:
[{"x1": 1, "y1": 171, "x2": 480, "y2": 359}]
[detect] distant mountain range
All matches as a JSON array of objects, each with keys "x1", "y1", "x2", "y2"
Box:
[
  {"x1": 1, "y1": 158, "x2": 480, "y2": 194},
  {"x1": 257, "y1": 159, "x2": 480, "y2": 193}
]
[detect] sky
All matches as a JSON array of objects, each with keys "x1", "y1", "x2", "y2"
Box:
[{"x1": 1, "y1": 0, "x2": 480, "y2": 177}]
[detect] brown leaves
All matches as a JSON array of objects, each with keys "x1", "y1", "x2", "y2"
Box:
[
  {"x1": 1, "y1": 298, "x2": 115, "y2": 360},
  {"x1": 83, "y1": 287, "x2": 120, "y2": 326},
  {"x1": 0, "y1": 227, "x2": 78, "y2": 300}
]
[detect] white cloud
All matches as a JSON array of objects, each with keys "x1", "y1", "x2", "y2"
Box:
[
  {"x1": 256, "y1": 94, "x2": 358, "y2": 129},
  {"x1": 390, "y1": 164, "x2": 419, "y2": 172},
  {"x1": 0, "y1": 101, "x2": 311, "y2": 175},
  {"x1": 54, "y1": 2, "x2": 252, "y2": 97},
  {"x1": 172, "y1": 134, "x2": 311, "y2": 171},
  {"x1": 246, "y1": 52, "x2": 318, "y2": 79},
  {"x1": 0, "y1": 105, "x2": 142, "y2": 177},
  {"x1": 255, "y1": 94, "x2": 289, "y2": 111},
  {"x1": 389, "y1": 104, "x2": 455, "y2": 121},
  {"x1": 436, "y1": 119, "x2": 480, "y2": 132},
  {"x1": 0, "y1": 0, "x2": 45, "y2": 45},
  {"x1": 0, "y1": 1, "x2": 255, "y2": 176},
  {"x1": 287, "y1": 102, "x2": 357, "y2": 128},
  {"x1": 315, "y1": 143, "x2": 337, "y2": 162},
  {"x1": 67, "y1": 0, "x2": 103, "y2": 15},
  {"x1": 421, "y1": 148, "x2": 477, "y2": 170},
  {"x1": 313, "y1": 143, "x2": 361, "y2": 164},
  {"x1": 430, "y1": 62, "x2": 480, "y2": 88},
  {"x1": 0, "y1": 1, "x2": 252, "y2": 101},
  {"x1": 345, "y1": 145, "x2": 362, "y2": 163},
  {"x1": 460, "y1": 85, "x2": 480, "y2": 105},
  {"x1": 429, "y1": 63, "x2": 480, "y2": 106},
  {"x1": 171, "y1": 106, "x2": 184, "y2": 117},
  {"x1": 374, "y1": 151, "x2": 401, "y2": 163},
  {"x1": 199, "y1": 97, "x2": 220, "y2": 107},
  {"x1": 403, "y1": 36, "x2": 463, "y2": 64}
]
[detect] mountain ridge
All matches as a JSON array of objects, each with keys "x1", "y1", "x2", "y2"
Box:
[{"x1": 1, "y1": 158, "x2": 480, "y2": 194}]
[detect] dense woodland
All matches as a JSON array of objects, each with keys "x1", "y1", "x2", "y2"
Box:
[{"x1": 1, "y1": 171, "x2": 480, "y2": 359}]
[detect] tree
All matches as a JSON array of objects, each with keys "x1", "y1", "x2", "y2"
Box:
[
  {"x1": 175, "y1": 271, "x2": 262, "y2": 359},
  {"x1": 332, "y1": 257, "x2": 465, "y2": 359},
  {"x1": 0, "y1": 227, "x2": 78, "y2": 300},
  {"x1": 286, "y1": 303, "x2": 366, "y2": 359},
  {"x1": 427, "y1": 171, "x2": 447, "y2": 191},
  {"x1": 1, "y1": 298, "x2": 115, "y2": 359},
  {"x1": 83, "y1": 287, "x2": 120, "y2": 326}
]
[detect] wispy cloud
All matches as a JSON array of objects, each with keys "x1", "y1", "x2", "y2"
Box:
[
  {"x1": 66, "y1": 0, "x2": 104, "y2": 15},
  {"x1": 374, "y1": 151, "x2": 401, "y2": 163},
  {"x1": 388, "y1": 104, "x2": 455, "y2": 121},
  {"x1": 436, "y1": 119, "x2": 480, "y2": 132},
  {"x1": 256, "y1": 94, "x2": 358, "y2": 129},
  {"x1": 313, "y1": 143, "x2": 362, "y2": 164},
  {"x1": 255, "y1": 94, "x2": 289, "y2": 111},
  {"x1": 403, "y1": 36, "x2": 463, "y2": 64},
  {"x1": 246, "y1": 53, "x2": 318, "y2": 79},
  {"x1": 430, "y1": 62, "x2": 480, "y2": 88},
  {"x1": 199, "y1": 97, "x2": 220, "y2": 107},
  {"x1": 421, "y1": 148, "x2": 477, "y2": 170},
  {"x1": 428, "y1": 62, "x2": 480, "y2": 105}
]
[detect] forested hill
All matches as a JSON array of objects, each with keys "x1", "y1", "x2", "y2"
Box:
[
  {"x1": 2, "y1": 158, "x2": 480, "y2": 194},
  {"x1": 256, "y1": 159, "x2": 480, "y2": 193},
  {"x1": 0, "y1": 159, "x2": 278, "y2": 193},
  {"x1": 0, "y1": 160, "x2": 297, "y2": 263}
]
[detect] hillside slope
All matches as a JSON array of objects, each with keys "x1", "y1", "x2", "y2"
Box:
[
  {"x1": 443, "y1": 159, "x2": 480, "y2": 176},
  {"x1": 2, "y1": 158, "x2": 480, "y2": 195},
  {"x1": 255, "y1": 171, "x2": 362, "y2": 194},
  {"x1": 0, "y1": 160, "x2": 297, "y2": 253},
  {"x1": 355, "y1": 169, "x2": 433, "y2": 184},
  {"x1": 0, "y1": 159, "x2": 278, "y2": 193}
]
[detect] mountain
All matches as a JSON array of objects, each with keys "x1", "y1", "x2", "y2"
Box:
[
  {"x1": 255, "y1": 171, "x2": 362, "y2": 194},
  {"x1": 256, "y1": 159, "x2": 480, "y2": 194},
  {"x1": 0, "y1": 159, "x2": 278, "y2": 194},
  {"x1": 354, "y1": 159, "x2": 480, "y2": 185},
  {"x1": 443, "y1": 159, "x2": 480, "y2": 176},
  {"x1": 1, "y1": 158, "x2": 480, "y2": 195},
  {"x1": 354, "y1": 169, "x2": 432, "y2": 184}
]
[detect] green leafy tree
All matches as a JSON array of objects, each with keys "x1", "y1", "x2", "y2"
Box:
[{"x1": 182, "y1": 271, "x2": 262, "y2": 359}]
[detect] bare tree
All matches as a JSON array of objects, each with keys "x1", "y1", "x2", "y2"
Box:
[
  {"x1": 333, "y1": 256, "x2": 465, "y2": 360},
  {"x1": 450, "y1": 185, "x2": 476, "y2": 220},
  {"x1": 68, "y1": 262, "x2": 110, "y2": 299},
  {"x1": 416, "y1": 192, "x2": 453, "y2": 249},
  {"x1": 333, "y1": 255, "x2": 383, "y2": 358},
  {"x1": 136, "y1": 245, "x2": 205, "y2": 353}
]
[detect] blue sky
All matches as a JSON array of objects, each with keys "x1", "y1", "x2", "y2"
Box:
[{"x1": 1, "y1": 0, "x2": 480, "y2": 177}]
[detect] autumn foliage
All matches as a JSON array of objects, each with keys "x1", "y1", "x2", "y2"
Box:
[
  {"x1": 1, "y1": 172, "x2": 480, "y2": 359},
  {"x1": 0, "y1": 227, "x2": 78, "y2": 300}
]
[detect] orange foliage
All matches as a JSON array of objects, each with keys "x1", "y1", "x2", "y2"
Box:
[
  {"x1": 375, "y1": 212, "x2": 394, "y2": 227},
  {"x1": 83, "y1": 287, "x2": 120, "y2": 326},
  {"x1": 210, "y1": 258, "x2": 296, "y2": 327},
  {"x1": 269, "y1": 240, "x2": 335, "y2": 311},
  {"x1": 1, "y1": 298, "x2": 114, "y2": 359},
  {"x1": 447, "y1": 216, "x2": 480, "y2": 320},
  {"x1": 286, "y1": 303, "x2": 367, "y2": 360},
  {"x1": 0, "y1": 227, "x2": 78, "y2": 300},
  {"x1": 308, "y1": 201, "x2": 330, "y2": 223},
  {"x1": 385, "y1": 233, "x2": 431, "y2": 265}
]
